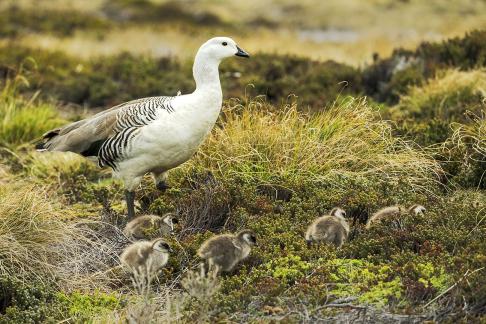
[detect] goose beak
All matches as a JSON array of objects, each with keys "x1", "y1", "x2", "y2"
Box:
[{"x1": 235, "y1": 46, "x2": 250, "y2": 58}]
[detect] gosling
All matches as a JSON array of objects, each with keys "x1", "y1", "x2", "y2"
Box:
[
  {"x1": 120, "y1": 238, "x2": 172, "y2": 278},
  {"x1": 197, "y1": 229, "x2": 257, "y2": 276},
  {"x1": 366, "y1": 204, "x2": 426, "y2": 229},
  {"x1": 305, "y1": 207, "x2": 350, "y2": 248},
  {"x1": 123, "y1": 213, "x2": 178, "y2": 240}
]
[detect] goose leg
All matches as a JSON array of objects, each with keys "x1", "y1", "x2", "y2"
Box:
[{"x1": 125, "y1": 190, "x2": 136, "y2": 220}]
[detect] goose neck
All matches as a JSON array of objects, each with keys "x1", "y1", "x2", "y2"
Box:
[{"x1": 193, "y1": 52, "x2": 222, "y2": 92}]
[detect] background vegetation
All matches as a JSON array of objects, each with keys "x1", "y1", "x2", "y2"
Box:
[{"x1": 0, "y1": 1, "x2": 485, "y2": 322}]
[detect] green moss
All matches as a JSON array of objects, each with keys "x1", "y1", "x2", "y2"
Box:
[
  {"x1": 56, "y1": 291, "x2": 123, "y2": 321},
  {"x1": 326, "y1": 259, "x2": 404, "y2": 307},
  {"x1": 265, "y1": 255, "x2": 312, "y2": 284},
  {"x1": 415, "y1": 262, "x2": 451, "y2": 292}
]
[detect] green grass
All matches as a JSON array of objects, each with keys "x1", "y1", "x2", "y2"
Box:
[{"x1": 0, "y1": 77, "x2": 64, "y2": 148}]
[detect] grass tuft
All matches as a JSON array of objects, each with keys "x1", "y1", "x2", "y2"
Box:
[
  {"x1": 186, "y1": 96, "x2": 440, "y2": 191},
  {"x1": 0, "y1": 183, "x2": 126, "y2": 290},
  {"x1": 391, "y1": 69, "x2": 486, "y2": 122}
]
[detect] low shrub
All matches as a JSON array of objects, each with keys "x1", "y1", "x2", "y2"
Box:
[
  {"x1": 0, "y1": 276, "x2": 66, "y2": 323},
  {"x1": 222, "y1": 54, "x2": 363, "y2": 108},
  {"x1": 0, "y1": 277, "x2": 123, "y2": 324},
  {"x1": 56, "y1": 291, "x2": 124, "y2": 322}
]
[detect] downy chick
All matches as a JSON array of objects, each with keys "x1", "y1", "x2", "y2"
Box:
[
  {"x1": 123, "y1": 213, "x2": 178, "y2": 240},
  {"x1": 366, "y1": 204, "x2": 426, "y2": 229},
  {"x1": 197, "y1": 229, "x2": 257, "y2": 276},
  {"x1": 120, "y1": 238, "x2": 172, "y2": 277},
  {"x1": 305, "y1": 207, "x2": 349, "y2": 248}
]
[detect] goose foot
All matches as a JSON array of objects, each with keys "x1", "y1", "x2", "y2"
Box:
[{"x1": 156, "y1": 181, "x2": 170, "y2": 192}]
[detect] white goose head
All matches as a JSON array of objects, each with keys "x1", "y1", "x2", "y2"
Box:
[
  {"x1": 197, "y1": 37, "x2": 250, "y2": 62},
  {"x1": 192, "y1": 37, "x2": 249, "y2": 92}
]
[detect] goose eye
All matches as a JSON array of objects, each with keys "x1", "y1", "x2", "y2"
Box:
[{"x1": 222, "y1": 42, "x2": 228, "y2": 46}]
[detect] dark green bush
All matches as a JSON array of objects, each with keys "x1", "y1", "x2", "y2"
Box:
[
  {"x1": 363, "y1": 30, "x2": 486, "y2": 104},
  {"x1": 222, "y1": 54, "x2": 363, "y2": 108},
  {"x1": 0, "y1": 48, "x2": 194, "y2": 107},
  {"x1": 102, "y1": 0, "x2": 225, "y2": 26},
  {"x1": 0, "y1": 6, "x2": 111, "y2": 37},
  {"x1": 0, "y1": 277, "x2": 65, "y2": 324},
  {"x1": 417, "y1": 30, "x2": 486, "y2": 71},
  {"x1": 0, "y1": 46, "x2": 361, "y2": 108}
]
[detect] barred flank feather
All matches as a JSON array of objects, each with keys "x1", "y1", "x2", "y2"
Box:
[{"x1": 98, "y1": 96, "x2": 175, "y2": 169}]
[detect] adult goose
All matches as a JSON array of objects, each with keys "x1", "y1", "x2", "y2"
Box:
[{"x1": 36, "y1": 37, "x2": 250, "y2": 220}]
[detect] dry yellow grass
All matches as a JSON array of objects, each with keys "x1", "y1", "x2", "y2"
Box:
[
  {"x1": 182, "y1": 97, "x2": 441, "y2": 191},
  {"x1": 0, "y1": 183, "x2": 125, "y2": 289},
  {"x1": 392, "y1": 69, "x2": 486, "y2": 119}
]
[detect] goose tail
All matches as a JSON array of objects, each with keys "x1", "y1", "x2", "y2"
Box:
[{"x1": 35, "y1": 129, "x2": 61, "y2": 151}]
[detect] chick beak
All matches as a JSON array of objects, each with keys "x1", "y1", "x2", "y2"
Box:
[{"x1": 235, "y1": 45, "x2": 250, "y2": 58}]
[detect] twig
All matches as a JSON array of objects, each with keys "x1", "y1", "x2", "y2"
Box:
[{"x1": 314, "y1": 303, "x2": 367, "y2": 313}]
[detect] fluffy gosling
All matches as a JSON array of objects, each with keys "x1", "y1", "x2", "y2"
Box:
[
  {"x1": 123, "y1": 213, "x2": 178, "y2": 240},
  {"x1": 197, "y1": 229, "x2": 257, "y2": 276},
  {"x1": 305, "y1": 207, "x2": 350, "y2": 248},
  {"x1": 120, "y1": 238, "x2": 172, "y2": 277},
  {"x1": 366, "y1": 204, "x2": 426, "y2": 229}
]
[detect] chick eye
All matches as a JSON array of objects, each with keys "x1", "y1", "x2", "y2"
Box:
[{"x1": 222, "y1": 42, "x2": 228, "y2": 46}]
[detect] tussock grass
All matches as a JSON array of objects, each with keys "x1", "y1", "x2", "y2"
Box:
[
  {"x1": 0, "y1": 77, "x2": 64, "y2": 148},
  {"x1": 447, "y1": 114, "x2": 486, "y2": 188},
  {"x1": 392, "y1": 69, "x2": 486, "y2": 121},
  {"x1": 0, "y1": 183, "x2": 126, "y2": 289},
  {"x1": 187, "y1": 97, "x2": 440, "y2": 191},
  {"x1": 451, "y1": 114, "x2": 486, "y2": 159},
  {"x1": 0, "y1": 183, "x2": 72, "y2": 281}
]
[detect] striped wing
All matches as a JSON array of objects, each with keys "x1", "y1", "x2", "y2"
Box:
[
  {"x1": 98, "y1": 96, "x2": 175, "y2": 169},
  {"x1": 37, "y1": 96, "x2": 176, "y2": 170}
]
